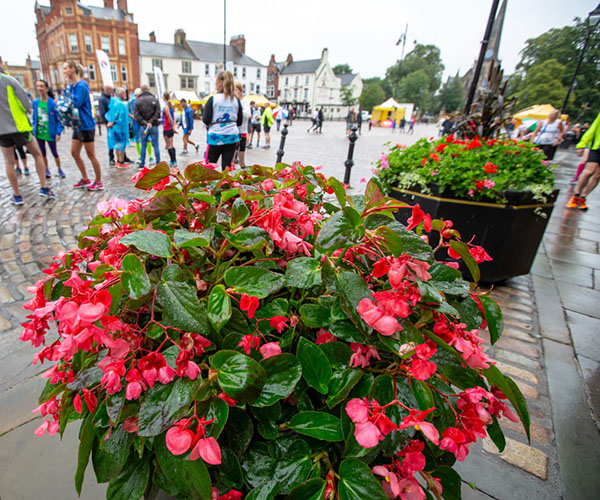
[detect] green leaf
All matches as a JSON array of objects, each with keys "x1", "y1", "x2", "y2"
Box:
[
  {"x1": 449, "y1": 239, "x2": 480, "y2": 282},
  {"x1": 297, "y1": 337, "x2": 331, "y2": 394},
  {"x1": 208, "y1": 285, "x2": 232, "y2": 331},
  {"x1": 364, "y1": 178, "x2": 386, "y2": 212},
  {"x1": 487, "y1": 416, "x2": 506, "y2": 453},
  {"x1": 316, "y1": 209, "x2": 363, "y2": 251},
  {"x1": 121, "y1": 254, "x2": 151, "y2": 300},
  {"x1": 106, "y1": 390, "x2": 126, "y2": 424},
  {"x1": 137, "y1": 377, "x2": 199, "y2": 437},
  {"x1": 246, "y1": 480, "x2": 279, "y2": 500},
  {"x1": 225, "y1": 407, "x2": 254, "y2": 455},
  {"x1": 285, "y1": 478, "x2": 326, "y2": 500},
  {"x1": 106, "y1": 454, "x2": 149, "y2": 500},
  {"x1": 155, "y1": 434, "x2": 212, "y2": 500},
  {"x1": 375, "y1": 225, "x2": 405, "y2": 257},
  {"x1": 75, "y1": 414, "x2": 95, "y2": 496},
  {"x1": 196, "y1": 397, "x2": 229, "y2": 439},
  {"x1": 142, "y1": 191, "x2": 185, "y2": 222},
  {"x1": 327, "y1": 369, "x2": 363, "y2": 408},
  {"x1": 189, "y1": 192, "x2": 217, "y2": 204},
  {"x1": 173, "y1": 227, "x2": 214, "y2": 248},
  {"x1": 412, "y1": 379, "x2": 435, "y2": 410},
  {"x1": 429, "y1": 261, "x2": 463, "y2": 282},
  {"x1": 299, "y1": 303, "x2": 330, "y2": 328},
  {"x1": 225, "y1": 227, "x2": 274, "y2": 253},
  {"x1": 216, "y1": 447, "x2": 244, "y2": 490},
  {"x1": 231, "y1": 198, "x2": 250, "y2": 227},
  {"x1": 184, "y1": 162, "x2": 223, "y2": 182},
  {"x1": 328, "y1": 177, "x2": 347, "y2": 207},
  {"x1": 120, "y1": 230, "x2": 172, "y2": 258},
  {"x1": 319, "y1": 342, "x2": 353, "y2": 370},
  {"x1": 337, "y1": 458, "x2": 388, "y2": 500},
  {"x1": 224, "y1": 267, "x2": 285, "y2": 299},
  {"x1": 381, "y1": 225, "x2": 434, "y2": 263},
  {"x1": 284, "y1": 257, "x2": 322, "y2": 289},
  {"x1": 289, "y1": 411, "x2": 343, "y2": 441},
  {"x1": 157, "y1": 265, "x2": 209, "y2": 335},
  {"x1": 134, "y1": 163, "x2": 170, "y2": 189},
  {"x1": 432, "y1": 465, "x2": 462, "y2": 500},
  {"x1": 221, "y1": 187, "x2": 239, "y2": 202},
  {"x1": 479, "y1": 295, "x2": 503, "y2": 344},
  {"x1": 211, "y1": 350, "x2": 267, "y2": 403},
  {"x1": 329, "y1": 321, "x2": 367, "y2": 343},
  {"x1": 254, "y1": 354, "x2": 303, "y2": 407},
  {"x1": 337, "y1": 271, "x2": 371, "y2": 333},
  {"x1": 92, "y1": 426, "x2": 133, "y2": 483}
]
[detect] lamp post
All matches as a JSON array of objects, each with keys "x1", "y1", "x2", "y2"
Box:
[{"x1": 561, "y1": 3, "x2": 600, "y2": 115}]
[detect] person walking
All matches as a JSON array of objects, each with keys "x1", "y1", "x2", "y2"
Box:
[
  {"x1": 32, "y1": 79, "x2": 65, "y2": 179},
  {"x1": 13, "y1": 145, "x2": 29, "y2": 175},
  {"x1": 567, "y1": 111, "x2": 600, "y2": 211},
  {"x1": 532, "y1": 110, "x2": 564, "y2": 161},
  {"x1": 0, "y1": 56, "x2": 55, "y2": 204},
  {"x1": 346, "y1": 108, "x2": 355, "y2": 136},
  {"x1": 408, "y1": 115, "x2": 416, "y2": 135},
  {"x1": 275, "y1": 107, "x2": 283, "y2": 132},
  {"x1": 307, "y1": 108, "x2": 319, "y2": 133},
  {"x1": 129, "y1": 88, "x2": 154, "y2": 165},
  {"x1": 261, "y1": 103, "x2": 274, "y2": 148},
  {"x1": 105, "y1": 87, "x2": 130, "y2": 168},
  {"x1": 399, "y1": 117, "x2": 406, "y2": 133},
  {"x1": 356, "y1": 109, "x2": 363, "y2": 135},
  {"x1": 63, "y1": 61, "x2": 103, "y2": 191},
  {"x1": 98, "y1": 85, "x2": 114, "y2": 165},
  {"x1": 134, "y1": 84, "x2": 161, "y2": 169},
  {"x1": 317, "y1": 107, "x2": 324, "y2": 133},
  {"x1": 248, "y1": 102, "x2": 261, "y2": 148},
  {"x1": 202, "y1": 70, "x2": 242, "y2": 170},
  {"x1": 162, "y1": 91, "x2": 177, "y2": 167},
  {"x1": 234, "y1": 82, "x2": 251, "y2": 168},
  {"x1": 179, "y1": 99, "x2": 198, "y2": 155}
]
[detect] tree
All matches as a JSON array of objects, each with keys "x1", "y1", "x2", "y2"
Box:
[
  {"x1": 437, "y1": 76, "x2": 466, "y2": 113},
  {"x1": 363, "y1": 77, "x2": 392, "y2": 98},
  {"x1": 340, "y1": 85, "x2": 357, "y2": 106},
  {"x1": 386, "y1": 44, "x2": 445, "y2": 94},
  {"x1": 513, "y1": 59, "x2": 570, "y2": 110},
  {"x1": 333, "y1": 63, "x2": 353, "y2": 75},
  {"x1": 359, "y1": 82, "x2": 386, "y2": 112},
  {"x1": 395, "y1": 70, "x2": 433, "y2": 113}
]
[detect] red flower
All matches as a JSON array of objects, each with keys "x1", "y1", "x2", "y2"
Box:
[
  {"x1": 406, "y1": 204, "x2": 432, "y2": 232},
  {"x1": 409, "y1": 343, "x2": 437, "y2": 380},
  {"x1": 315, "y1": 329, "x2": 336, "y2": 344},
  {"x1": 483, "y1": 162, "x2": 497, "y2": 174},
  {"x1": 469, "y1": 245, "x2": 492, "y2": 263},
  {"x1": 238, "y1": 335, "x2": 260, "y2": 354},
  {"x1": 240, "y1": 294, "x2": 259, "y2": 319},
  {"x1": 475, "y1": 180, "x2": 485, "y2": 190},
  {"x1": 259, "y1": 342, "x2": 282, "y2": 359},
  {"x1": 269, "y1": 316, "x2": 289, "y2": 333},
  {"x1": 357, "y1": 298, "x2": 402, "y2": 336},
  {"x1": 346, "y1": 398, "x2": 397, "y2": 448},
  {"x1": 398, "y1": 408, "x2": 440, "y2": 445},
  {"x1": 435, "y1": 143, "x2": 447, "y2": 153}
]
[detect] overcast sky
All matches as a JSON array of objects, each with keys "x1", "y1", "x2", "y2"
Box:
[{"x1": 4, "y1": 0, "x2": 598, "y2": 80}]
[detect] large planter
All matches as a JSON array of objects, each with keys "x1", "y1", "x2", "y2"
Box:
[{"x1": 390, "y1": 184, "x2": 559, "y2": 283}]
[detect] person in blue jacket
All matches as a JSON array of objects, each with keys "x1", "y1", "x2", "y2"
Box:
[
  {"x1": 63, "y1": 61, "x2": 103, "y2": 191},
  {"x1": 179, "y1": 98, "x2": 198, "y2": 154},
  {"x1": 106, "y1": 87, "x2": 130, "y2": 168},
  {"x1": 32, "y1": 79, "x2": 65, "y2": 179}
]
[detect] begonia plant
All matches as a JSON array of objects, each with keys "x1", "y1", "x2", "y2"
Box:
[{"x1": 22, "y1": 161, "x2": 529, "y2": 500}]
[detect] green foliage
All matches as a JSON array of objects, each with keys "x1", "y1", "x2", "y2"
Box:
[
  {"x1": 437, "y1": 76, "x2": 466, "y2": 113},
  {"x1": 340, "y1": 85, "x2": 357, "y2": 107},
  {"x1": 512, "y1": 59, "x2": 570, "y2": 110},
  {"x1": 333, "y1": 63, "x2": 353, "y2": 75}
]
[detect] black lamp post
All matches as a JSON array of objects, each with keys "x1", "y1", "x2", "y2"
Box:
[{"x1": 561, "y1": 3, "x2": 600, "y2": 115}]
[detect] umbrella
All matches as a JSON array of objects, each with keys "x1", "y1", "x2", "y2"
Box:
[
  {"x1": 521, "y1": 118, "x2": 538, "y2": 132},
  {"x1": 273, "y1": 107, "x2": 289, "y2": 120}
]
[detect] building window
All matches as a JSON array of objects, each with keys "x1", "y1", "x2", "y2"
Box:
[
  {"x1": 118, "y1": 38, "x2": 126, "y2": 56},
  {"x1": 65, "y1": 7, "x2": 73, "y2": 15},
  {"x1": 205, "y1": 64, "x2": 209, "y2": 76},
  {"x1": 266, "y1": 85, "x2": 274, "y2": 98},
  {"x1": 121, "y1": 66, "x2": 128, "y2": 82},
  {"x1": 304, "y1": 88, "x2": 308, "y2": 99},
  {"x1": 151, "y1": 58, "x2": 162, "y2": 70},
  {"x1": 181, "y1": 77, "x2": 196, "y2": 89},
  {"x1": 148, "y1": 74, "x2": 156, "y2": 88},
  {"x1": 243, "y1": 84, "x2": 246, "y2": 93},
  {"x1": 267, "y1": 72, "x2": 274, "y2": 82},
  {"x1": 110, "y1": 65, "x2": 117, "y2": 82},
  {"x1": 295, "y1": 75, "x2": 299, "y2": 85},
  {"x1": 242, "y1": 67, "x2": 246, "y2": 78},
  {"x1": 214, "y1": 64, "x2": 218, "y2": 75},
  {"x1": 85, "y1": 34, "x2": 92, "y2": 52},
  {"x1": 305, "y1": 75, "x2": 310, "y2": 85},
  {"x1": 205, "y1": 82, "x2": 210, "y2": 93},
  {"x1": 294, "y1": 89, "x2": 298, "y2": 100},
  {"x1": 256, "y1": 84, "x2": 260, "y2": 94},
  {"x1": 256, "y1": 68, "x2": 261, "y2": 79},
  {"x1": 88, "y1": 64, "x2": 96, "y2": 81},
  {"x1": 285, "y1": 77, "x2": 289, "y2": 85},
  {"x1": 182, "y1": 61, "x2": 191, "y2": 73},
  {"x1": 69, "y1": 34, "x2": 78, "y2": 53},
  {"x1": 233, "y1": 66, "x2": 238, "y2": 77},
  {"x1": 284, "y1": 89, "x2": 289, "y2": 100},
  {"x1": 101, "y1": 35, "x2": 110, "y2": 54},
  {"x1": 250, "y1": 82, "x2": 254, "y2": 92}
]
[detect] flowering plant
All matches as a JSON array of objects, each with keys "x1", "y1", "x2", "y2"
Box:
[
  {"x1": 22, "y1": 161, "x2": 529, "y2": 500},
  {"x1": 376, "y1": 135, "x2": 555, "y2": 203}
]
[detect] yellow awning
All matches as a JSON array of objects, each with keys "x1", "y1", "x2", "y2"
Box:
[{"x1": 514, "y1": 104, "x2": 558, "y2": 121}]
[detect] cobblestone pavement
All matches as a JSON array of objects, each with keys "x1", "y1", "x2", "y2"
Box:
[{"x1": 0, "y1": 127, "x2": 599, "y2": 499}]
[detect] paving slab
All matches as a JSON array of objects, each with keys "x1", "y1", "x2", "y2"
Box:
[
  {"x1": 556, "y1": 281, "x2": 600, "y2": 320},
  {"x1": 566, "y1": 310, "x2": 600, "y2": 362}
]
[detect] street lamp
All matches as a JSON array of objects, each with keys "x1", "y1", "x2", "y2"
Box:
[{"x1": 561, "y1": 3, "x2": 600, "y2": 114}]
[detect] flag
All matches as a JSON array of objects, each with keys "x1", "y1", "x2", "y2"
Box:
[
  {"x1": 154, "y1": 66, "x2": 165, "y2": 97},
  {"x1": 96, "y1": 49, "x2": 113, "y2": 86}
]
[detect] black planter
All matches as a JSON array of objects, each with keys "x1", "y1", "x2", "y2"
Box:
[{"x1": 390, "y1": 185, "x2": 559, "y2": 283}]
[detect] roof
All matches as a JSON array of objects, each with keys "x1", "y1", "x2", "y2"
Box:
[
  {"x1": 280, "y1": 59, "x2": 321, "y2": 75},
  {"x1": 30, "y1": 60, "x2": 40, "y2": 70},
  {"x1": 375, "y1": 98, "x2": 406, "y2": 110},
  {"x1": 186, "y1": 40, "x2": 264, "y2": 67},
  {"x1": 340, "y1": 73, "x2": 357, "y2": 86},
  {"x1": 76, "y1": 3, "x2": 131, "y2": 22},
  {"x1": 139, "y1": 41, "x2": 195, "y2": 59}
]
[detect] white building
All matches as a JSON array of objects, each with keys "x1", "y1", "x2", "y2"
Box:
[
  {"x1": 276, "y1": 49, "x2": 362, "y2": 120},
  {"x1": 139, "y1": 30, "x2": 267, "y2": 99}
]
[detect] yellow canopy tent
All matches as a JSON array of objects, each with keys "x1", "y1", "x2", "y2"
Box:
[
  {"x1": 243, "y1": 94, "x2": 273, "y2": 107},
  {"x1": 514, "y1": 104, "x2": 558, "y2": 121},
  {"x1": 371, "y1": 98, "x2": 409, "y2": 125}
]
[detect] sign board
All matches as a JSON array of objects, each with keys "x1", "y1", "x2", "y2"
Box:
[{"x1": 95, "y1": 49, "x2": 113, "y2": 86}]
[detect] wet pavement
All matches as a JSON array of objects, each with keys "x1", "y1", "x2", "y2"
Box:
[{"x1": 0, "y1": 128, "x2": 599, "y2": 499}]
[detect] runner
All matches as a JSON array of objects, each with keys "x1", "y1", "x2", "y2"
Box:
[
  {"x1": 133, "y1": 84, "x2": 161, "y2": 169},
  {"x1": 13, "y1": 145, "x2": 29, "y2": 175},
  {"x1": 162, "y1": 91, "x2": 177, "y2": 167},
  {"x1": 105, "y1": 87, "x2": 130, "y2": 168},
  {"x1": 567, "y1": 111, "x2": 600, "y2": 211},
  {"x1": 234, "y1": 81, "x2": 251, "y2": 168},
  {"x1": 0, "y1": 56, "x2": 55, "y2": 204},
  {"x1": 248, "y1": 102, "x2": 261, "y2": 148},
  {"x1": 307, "y1": 108, "x2": 319, "y2": 133},
  {"x1": 261, "y1": 102, "x2": 274, "y2": 149},
  {"x1": 179, "y1": 99, "x2": 198, "y2": 155},
  {"x1": 32, "y1": 79, "x2": 65, "y2": 179},
  {"x1": 129, "y1": 88, "x2": 154, "y2": 165},
  {"x1": 62, "y1": 61, "x2": 102, "y2": 191},
  {"x1": 202, "y1": 70, "x2": 242, "y2": 170}
]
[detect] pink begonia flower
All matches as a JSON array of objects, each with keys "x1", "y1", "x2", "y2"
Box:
[
  {"x1": 315, "y1": 329, "x2": 336, "y2": 344},
  {"x1": 34, "y1": 419, "x2": 59, "y2": 437},
  {"x1": 190, "y1": 437, "x2": 222, "y2": 464},
  {"x1": 468, "y1": 189, "x2": 475, "y2": 197},
  {"x1": 97, "y1": 197, "x2": 129, "y2": 218},
  {"x1": 398, "y1": 408, "x2": 440, "y2": 445},
  {"x1": 345, "y1": 398, "x2": 397, "y2": 448},
  {"x1": 269, "y1": 316, "x2": 289, "y2": 333},
  {"x1": 360, "y1": 177, "x2": 367, "y2": 183},
  {"x1": 260, "y1": 342, "x2": 282, "y2": 359},
  {"x1": 357, "y1": 298, "x2": 402, "y2": 336},
  {"x1": 166, "y1": 426, "x2": 195, "y2": 455},
  {"x1": 262, "y1": 179, "x2": 276, "y2": 191},
  {"x1": 406, "y1": 204, "x2": 432, "y2": 232},
  {"x1": 398, "y1": 478, "x2": 426, "y2": 500},
  {"x1": 349, "y1": 343, "x2": 381, "y2": 368},
  {"x1": 440, "y1": 427, "x2": 470, "y2": 462},
  {"x1": 346, "y1": 397, "x2": 370, "y2": 423},
  {"x1": 240, "y1": 294, "x2": 259, "y2": 319},
  {"x1": 380, "y1": 153, "x2": 390, "y2": 169},
  {"x1": 372, "y1": 466, "x2": 401, "y2": 499},
  {"x1": 239, "y1": 335, "x2": 260, "y2": 354},
  {"x1": 354, "y1": 421, "x2": 382, "y2": 448},
  {"x1": 483, "y1": 179, "x2": 495, "y2": 189}
]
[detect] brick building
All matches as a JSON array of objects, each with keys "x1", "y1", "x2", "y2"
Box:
[
  {"x1": 35, "y1": 0, "x2": 140, "y2": 93},
  {"x1": 5, "y1": 56, "x2": 41, "y2": 94}
]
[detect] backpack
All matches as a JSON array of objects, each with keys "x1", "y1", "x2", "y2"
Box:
[{"x1": 56, "y1": 85, "x2": 82, "y2": 129}]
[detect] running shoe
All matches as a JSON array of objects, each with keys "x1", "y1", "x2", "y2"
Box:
[
  {"x1": 109, "y1": 160, "x2": 116, "y2": 166},
  {"x1": 45, "y1": 167, "x2": 51, "y2": 178},
  {"x1": 169, "y1": 161, "x2": 177, "y2": 167},
  {"x1": 24, "y1": 166, "x2": 31, "y2": 175},
  {"x1": 58, "y1": 169, "x2": 66, "y2": 179},
  {"x1": 136, "y1": 158, "x2": 141, "y2": 164},
  {"x1": 15, "y1": 166, "x2": 22, "y2": 175},
  {"x1": 87, "y1": 181, "x2": 104, "y2": 191},
  {"x1": 247, "y1": 143, "x2": 253, "y2": 149},
  {"x1": 195, "y1": 144, "x2": 200, "y2": 154},
  {"x1": 73, "y1": 178, "x2": 91, "y2": 189},
  {"x1": 578, "y1": 197, "x2": 589, "y2": 211},
  {"x1": 115, "y1": 162, "x2": 131, "y2": 169},
  {"x1": 262, "y1": 145, "x2": 270, "y2": 149},
  {"x1": 123, "y1": 157, "x2": 133, "y2": 164},
  {"x1": 11, "y1": 194, "x2": 24, "y2": 205},
  {"x1": 181, "y1": 150, "x2": 189, "y2": 155},
  {"x1": 149, "y1": 158, "x2": 156, "y2": 166},
  {"x1": 39, "y1": 187, "x2": 56, "y2": 199}
]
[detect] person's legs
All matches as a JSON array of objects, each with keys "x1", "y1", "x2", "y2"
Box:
[
  {"x1": 71, "y1": 139, "x2": 89, "y2": 180},
  {"x1": 221, "y1": 143, "x2": 237, "y2": 170},
  {"x1": 183, "y1": 133, "x2": 189, "y2": 152},
  {"x1": 139, "y1": 131, "x2": 149, "y2": 167},
  {"x1": 24, "y1": 136, "x2": 49, "y2": 189},
  {"x1": 1, "y1": 145, "x2": 20, "y2": 196},
  {"x1": 108, "y1": 147, "x2": 115, "y2": 164},
  {"x1": 206, "y1": 144, "x2": 221, "y2": 165},
  {"x1": 83, "y1": 140, "x2": 102, "y2": 183},
  {"x1": 48, "y1": 141, "x2": 62, "y2": 171},
  {"x1": 36, "y1": 137, "x2": 50, "y2": 172},
  {"x1": 238, "y1": 136, "x2": 246, "y2": 168},
  {"x1": 149, "y1": 127, "x2": 160, "y2": 163},
  {"x1": 256, "y1": 131, "x2": 260, "y2": 147},
  {"x1": 582, "y1": 164, "x2": 600, "y2": 198}
]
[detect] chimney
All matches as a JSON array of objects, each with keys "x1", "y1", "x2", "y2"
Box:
[
  {"x1": 286, "y1": 53, "x2": 293, "y2": 65},
  {"x1": 149, "y1": 31, "x2": 156, "y2": 43},
  {"x1": 103, "y1": 0, "x2": 114, "y2": 8},
  {"x1": 269, "y1": 54, "x2": 276, "y2": 65},
  {"x1": 174, "y1": 29, "x2": 186, "y2": 46},
  {"x1": 117, "y1": 0, "x2": 128, "y2": 12},
  {"x1": 321, "y1": 48, "x2": 328, "y2": 62},
  {"x1": 230, "y1": 35, "x2": 245, "y2": 54}
]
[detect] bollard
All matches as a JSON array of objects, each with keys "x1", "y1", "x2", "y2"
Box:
[
  {"x1": 343, "y1": 124, "x2": 358, "y2": 185},
  {"x1": 276, "y1": 122, "x2": 289, "y2": 164}
]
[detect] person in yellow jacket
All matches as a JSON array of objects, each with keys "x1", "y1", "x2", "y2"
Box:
[
  {"x1": 567, "y1": 111, "x2": 600, "y2": 210},
  {"x1": 0, "y1": 56, "x2": 55, "y2": 204},
  {"x1": 260, "y1": 102, "x2": 274, "y2": 149}
]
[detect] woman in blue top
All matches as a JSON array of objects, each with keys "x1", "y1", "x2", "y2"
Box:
[
  {"x1": 32, "y1": 79, "x2": 65, "y2": 179},
  {"x1": 63, "y1": 61, "x2": 103, "y2": 191}
]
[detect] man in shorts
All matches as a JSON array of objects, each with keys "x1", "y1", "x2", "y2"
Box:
[
  {"x1": 261, "y1": 102, "x2": 274, "y2": 149},
  {"x1": 567, "y1": 111, "x2": 600, "y2": 211},
  {"x1": 179, "y1": 98, "x2": 198, "y2": 155},
  {"x1": 0, "y1": 56, "x2": 55, "y2": 204},
  {"x1": 248, "y1": 102, "x2": 261, "y2": 149}
]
